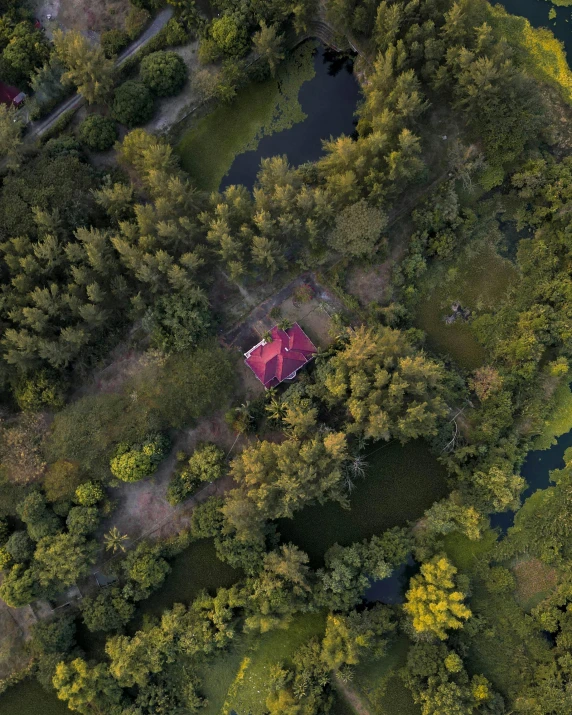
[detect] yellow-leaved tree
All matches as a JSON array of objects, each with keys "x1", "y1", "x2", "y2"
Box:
[
  {"x1": 53, "y1": 30, "x2": 114, "y2": 104},
  {"x1": 404, "y1": 555, "x2": 471, "y2": 640}
]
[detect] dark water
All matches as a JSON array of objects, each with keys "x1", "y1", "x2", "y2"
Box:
[
  {"x1": 491, "y1": 427, "x2": 572, "y2": 533},
  {"x1": 0, "y1": 679, "x2": 71, "y2": 714},
  {"x1": 220, "y1": 45, "x2": 360, "y2": 191},
  {"x1": 278, "y1": 440, "x2": 449, "y2": 567},
  {"x1": 499, "y1": 0, "x2": 572, "y2": 55},
  {"x1": 364, "y1": 554, "x2": 419, "y2": 605}
]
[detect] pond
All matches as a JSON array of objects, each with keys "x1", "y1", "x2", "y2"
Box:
[
  {"x1": 499, "y1": 0, "x2": 572, "y2": 55},
  {"x1": 177, "y1": 41, "x2": 360, "y2": 192},
  {"x1": 277, "y1": 439, "x2": 449, "y2": 567},
  {"x1": 220, "y1": 45, "x2": 359, "y2": 191},
  {"x1": 490, "y1": 425, "x2": 572, "y2": 533},
  {"x1": 132, "y1": 537, "x2": 242, "y2": 626},
  {"x1": 364, "y1": 554, "x2": 419, "y2": 605}
]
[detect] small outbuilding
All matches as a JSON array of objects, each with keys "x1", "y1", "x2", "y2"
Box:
[
  {"x1": 0, "y1": 81, "x2": 26, "y2": 107},
  {"x1": 244, "y1": 323, "x2": 317, "y2": 389}
]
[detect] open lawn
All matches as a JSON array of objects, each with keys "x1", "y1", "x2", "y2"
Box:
[
  {"x1": 348, "y1": 635, "x2": 420, "y2": 715},
  {"x1": 415, "y1": 241, "x2": 518, "y2": 369},
  {"x1": 176, "y1": 43, "x2": 316, "y2": 191},
  {"x1": 221, "y1": 612, "x2": 327, "y2": 715}
]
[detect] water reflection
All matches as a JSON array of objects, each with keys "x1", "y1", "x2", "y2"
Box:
[{"x1": 364, "y1": 554, "x2": 418, "y2": 605}]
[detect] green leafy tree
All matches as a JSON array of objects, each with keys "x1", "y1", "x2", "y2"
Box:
[
  {"x1": 75, "y1": 480, "x2": 105, "y2": 507},
  {"x1": 1, "y1": 21, "x2": 50, "y2": 86},
  {"x1": 79, "y1": 114, "x2": 117, "y2": 152},
  {"x1": 17, "y1": 492, "x2": 60, "y2": 542},
  {"x1": 211, "y1": 14, "x2": 249, "y2": 57},
  {"x1": 167, "y1": 443, "x2": 226, "y2": 505},
  {"x1": 33, "y1": 533, "x2": 98, "y2": 590},
  {"x1": 140, "y1": 50, "x2": 187, "y2": 96},
  {"x1": 321, "y1": 605, "x2": 395, "y2": 670},
  {"x1": 0, "y1": 564, "x2": 36, "y2": 606},
  {"x1": 80, "y1": 587, "x2": 135, "y2": 632},
  {"x1": 5, "y1": 530, "x2": 34, "y2": 562},
  {"x1": 52, "y1": 658, "x2": 124, "y2": 715},
  {"x1": 142, "y1": 291, "x2": 211, "y2": 353},
  {"x1": 122, "y1": 542, "x2": 170, "y2": 598},
  {"x1": 190, "y1": 497, "x2": 224, "y2": 539},
  {"x1": 112, "y1": 80, "x2": 155, "y2": 127},
  {"x1": 244, "y1": 544, "x2": 312, "y2": 632},
  {"x1": 101, "y1": 29, "x2": 130, "y2": 58},
  {"x1": 66, "y1": 506, "x2": 100, "y2": 537},
  {"x1": 315, "y1": 326, "x2": 448, "y2": 442},
  {"x1": 44, "y1": 460, "x2": 83, "y2": 504},
  {"x1": 252, "y1": 21, "x2": 284, "y2": 76},
  {"x1": 328, "y1": 199, "x2": 387, "y2": 257}
]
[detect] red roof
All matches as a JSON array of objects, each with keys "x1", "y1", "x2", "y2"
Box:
[
  {"x1": 0, "y1": 82, "x2": 25, "y2": 106},
  {"x1": 245, "y1": 323, "x2": 317, "y2": 389}
]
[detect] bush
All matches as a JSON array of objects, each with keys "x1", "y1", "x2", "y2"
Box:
[
  {"x1": 198, "y1": 37, "x2": 222, "y2": 65},
  {"x1": 101, "y1": 29, "x2": 130, "y2": 58},
  {"x1": 110, "y1": 434, "x2": 171, "y2": 482},
  {"x1": 142, "y1": 291, "x2": 212, "y2": 352},
  {"x1": 75, "y1": 481, "x2": 105, "y2": 507},
  {"x1": 79, "y1": 114, "x2": 118, "y2": 152},
  {"x1": 211, "y1": 14, "x2": 249, "y2": 58},
  {"x1": 14, "y1": 370, "x2": 65, "y2": 411},
  {"x1": 112, "y1": 81, "x2": 155, "y2": 127},
  {"x1": 166, "y1": 443, "x2": 226, "y2": 505},
  {"x1": 5, "y1": 531, "x2": 34, "y2": 562},
  {"x1": 140, "y1": 50, "x2": 187, "y2": 97}
]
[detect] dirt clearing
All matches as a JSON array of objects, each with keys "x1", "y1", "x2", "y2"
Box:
[{"x1": 32, "y1": 0, "x2": 132, "y2": 38}]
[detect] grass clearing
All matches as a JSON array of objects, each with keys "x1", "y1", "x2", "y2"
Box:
[
  {"x1": 512, "y1": 556, "x2": 558, "y2": 611},
  {"x1": 348, "y1": 635, "x2": 420, "y2": 715},
  {"x1": 278, "y1": 439, "x2": 449, "y2": 566},
  {"x1": 415, "y1": 241, "x2": 518, "y2": 369},
  {"x1": 442, "y1": 528, "x2": 498, "y2": 573},
  {"x1": 177, "y1": 43, "x2": 316, "y2": 191},
  {"x1": 532, "y1": 381, "x2": 572, "y2": 451},
  {"x1": 198, "y1": 637, "x2": 253, "y2": 715},
  {"x1": 222, "y1": 612, "x2": 327, "y2": 715}
]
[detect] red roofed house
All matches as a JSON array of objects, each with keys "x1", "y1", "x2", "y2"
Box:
[{"x1": 244, "y1": 323, "x2": 317, "y2": 389}]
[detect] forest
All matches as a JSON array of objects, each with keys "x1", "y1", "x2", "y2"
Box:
[{"x1": 0, "y1": 0, "x2": 572, "y2": 713}]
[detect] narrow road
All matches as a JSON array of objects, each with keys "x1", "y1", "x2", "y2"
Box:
[{"x1": 28, "y1": 7, "x2": 174, "y2": 140}]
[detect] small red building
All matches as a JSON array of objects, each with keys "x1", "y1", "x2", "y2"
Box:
[
  {"x1": 244, "y1": 323, "x2": 317, "y2": 389},
  {"x1": 0, "y1": 81, "x2": 26, "y2": 107}
]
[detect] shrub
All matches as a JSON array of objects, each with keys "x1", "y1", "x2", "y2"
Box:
[
  {"x1": 79, "y1": 114, "x2": 117, "y2": 152},
  {"x1": 142, "y1": 291, "x2": 212, "y2": 352},
  {"x1": 198, "y1": 37, "x2": 222, "y2": 65},
  {"x1": 211, "y1": 14, "x2": 249, "y2": 58},
  {"x1": 101, "y1": 29, "x2": 130, "y2": 58},
  {"x1": 0, "y1": 547, "x2": 12, "y2": 570},
  {"x1": 75, "y1": 481, "x2": 105, "y2": 507},
  {"x1": 110, "y1": 434, "x2": 171, "y2": 482},
  {"x1": 140, "y1": 50, "x2": 187, "y2": 97},
  {"x1": 112, "y1": 81, "x2": 155, "y2": 127},
  {"x1": 5, "y1": 531, "x2": 34, "y2": 562},
  {"x1": 126, "y1": 5, "x2": 150, "y2": 40},
  {"x1": 166, "y1": 443, "x2": 226, "y2": 505},
  {"x1": 14, "y1": 370, "x2": 65, "y2": 411}
]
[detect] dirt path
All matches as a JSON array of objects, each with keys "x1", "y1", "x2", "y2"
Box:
[{"x1": 335, "y1": 675, "x2": 371, "y2": 715}]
